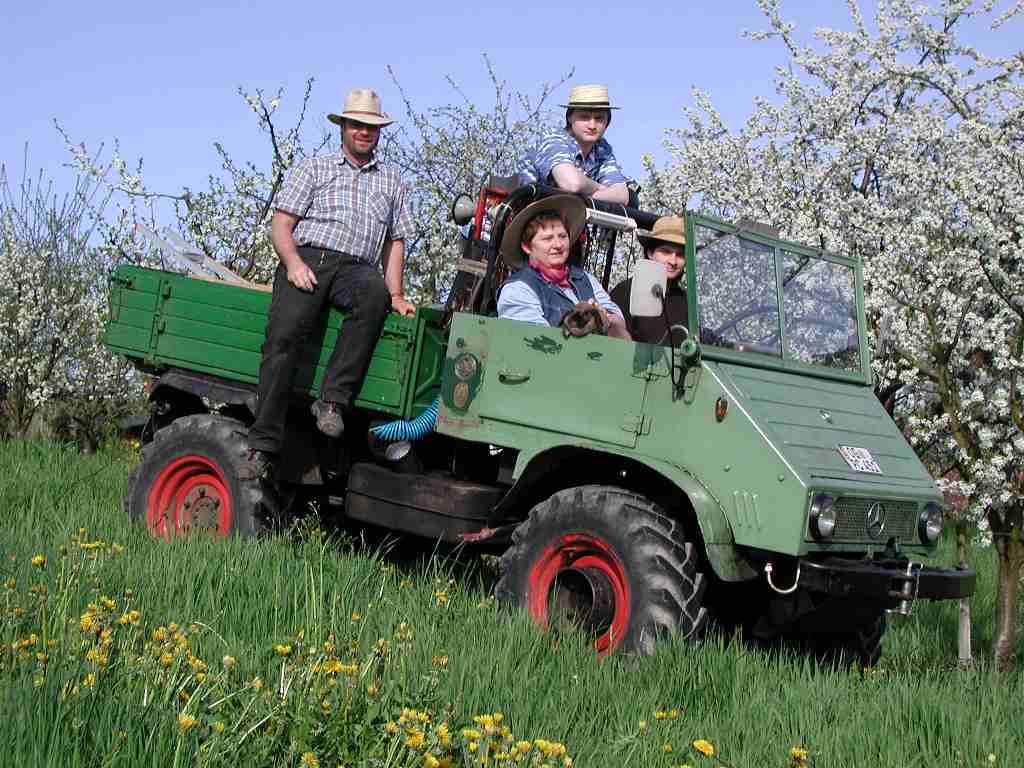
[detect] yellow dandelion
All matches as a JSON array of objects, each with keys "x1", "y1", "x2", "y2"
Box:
[
  {"x1": 222, "y1": 655, "x2": 236, "y2": 668},
  {"x1": 423, "y1": 755, "x2": 440, "y2": 768},
  {"x1": 273, "y1": 643, "x2": 292, "y2": 657},
  {"x1": 82, "y1": 673, "x2": 97, "y2": 688},
  {"x1": 211, "y1": 721, "x2": 225, "y2": 734},
  {"x1": 366, "y1": 684, "x2": 378, "y2": 697},
  {"x1": 385, "y1": 721, "x2": 399, "y2": 735},
  {"x1": 638, "y1": 720, "x2": 647, "y2": 732},
  {"x1": 31, "y1": 554, "x2": 46, "y2": 567},
  {"x1": 251, "y1": 676, "x2": 263, "y2": 691},
  {"x1": 790, "y1": 745, "x2": 809, "y2": 761},
  {"x1": 432, "y1": 654, "x2": 449, "y2": 668},
  {"x1": 467, "y1": 741, "x2": 479, "y2": 753},
  {"x1": 159, "y1": 652, "x2": 174, "y2": 668},
  {"x1": 405, "y1": 730, "x2": 425, "y2": 750},
  {"x1": 152, "y1": 627, "x2": 168, "y2": 642},
  {"x1": 434, "y1": 590, "x2": 449, "y2": 605},
  {"x1": 462, "y1": 728, "x2": 481, "y2": 740},
  {"x1": 299, "y1": 751, "x2": 319, "y2": 767},
  {"x1": 177, "y1": 713, "x2": 197, "y2": 733},
  {"x1": 664, "y1": 743, "x2": 674, "y2": 753},
  {"x1": 351, "y1": 611, "x2": 362, "y2": 621},
  {"x1": 692, "y1": 739, "x2": 714, "y2": 757}
]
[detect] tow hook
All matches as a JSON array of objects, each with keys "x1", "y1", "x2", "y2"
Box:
[
  {"x1": 888, "y1": 560, "x2": 922, "y2": 616},
  {"x1": 764, "y1": 561, "x2": 801, "y2": 595}
]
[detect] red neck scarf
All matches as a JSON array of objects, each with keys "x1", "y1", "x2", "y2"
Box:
[{"x1": 529, "y1": 259, "x2": 571, "y2": 288}]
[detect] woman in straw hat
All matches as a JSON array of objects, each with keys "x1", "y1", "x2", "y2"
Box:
[
  {"x1": 497, "y1": 195, "x2": 631, "y2": 340},
  {"x1": 610, "y1": 216, "x2": 689, "y2": 346},
  {"x1": 246, "y1": 87, "x2": 414, "y2": 479},
  {"x1": 518, "y1": 84, "x2": 630, "y2": 204}
]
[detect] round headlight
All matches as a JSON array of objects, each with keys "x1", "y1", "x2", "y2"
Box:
[
  {"x1": 920, "y1": 503, "x2": 944, "y2": 543},
  {"x1": 809, "y1": 493, "x2": 837, "y2": 540},
  {"x1": 453, "y1": 352, "x2": 479, "y2": 381}
]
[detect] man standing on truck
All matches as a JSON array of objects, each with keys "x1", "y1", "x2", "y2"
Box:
[
  {"x1": 519, "y1": 84, "x2": 631, "y2": 204},
  {"x1": 245, "y1": 88, "x2": 415, "y2": 478}
]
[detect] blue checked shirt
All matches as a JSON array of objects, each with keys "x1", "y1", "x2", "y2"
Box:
[
  {"x1": 273, "y1": 151, "x2": 414, "y2": 265},
  {"x1": 519, "y1": 130, "x2": 629, "y2": 188}
]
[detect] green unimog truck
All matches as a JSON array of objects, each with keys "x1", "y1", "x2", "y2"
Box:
[{"x1": 104, "y1": 182, "x2": 974, "y2": 663}]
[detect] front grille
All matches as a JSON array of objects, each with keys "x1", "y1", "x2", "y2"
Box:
[{"x1": 832, "y1": 497, "x2": 918, "y2": 543}]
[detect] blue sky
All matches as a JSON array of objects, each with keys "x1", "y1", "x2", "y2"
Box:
[{"x1": 2, "y1": 0, "x2": 1019, "y2": 203}]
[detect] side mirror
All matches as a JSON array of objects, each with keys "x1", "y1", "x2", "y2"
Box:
[
  {"x1": 451, "y1": 194, "x2": 476, "y2": 226},
  {"x1": 629, "y1": 260, "x2": 667, "y2": 318}
]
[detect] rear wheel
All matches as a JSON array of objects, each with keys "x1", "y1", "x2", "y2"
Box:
[
  {"x1": 125, "y1": 414, "x2": 281, "y2": 539},
  {"x1": 496, "y1": 485, "x2": 708, "y2": 656},
  {"x1": 811, "y1": 613, "x2": 887, "y2": 668}
]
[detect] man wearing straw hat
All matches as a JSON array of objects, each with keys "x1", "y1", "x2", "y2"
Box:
[
  {"x1": 519, "y1": 84, "x2": 630, "y2": 204},
  {"x1": 246, "y1": 88, "x2": 415, "y2": 478},
  {"x1": 610, "y1": 215, "x2": 689, "y2": 345}
]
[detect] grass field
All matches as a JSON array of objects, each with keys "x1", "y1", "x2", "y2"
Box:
[{"x1": 1, "y1": 440, "x2": 1021, "y2": 768}]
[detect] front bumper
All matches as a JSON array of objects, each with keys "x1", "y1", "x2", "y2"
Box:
[{"x1": 801, "y1": 558, "x2": 975, "y2": 608}]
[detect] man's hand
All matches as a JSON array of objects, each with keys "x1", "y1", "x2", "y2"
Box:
[
  {"x1": 391, "y1": 295, "x2": 416, "y2": 317},
  {"x1": 286, "y1": 261, "x2": 318, "y2": 292}
]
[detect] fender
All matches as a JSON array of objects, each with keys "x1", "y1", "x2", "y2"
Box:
[{"x1": 494, "y1": 443, "x2": 757, "y2": 582}]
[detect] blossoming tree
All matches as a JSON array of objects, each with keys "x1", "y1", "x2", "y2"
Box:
[
  {"x1": 0, "y1": 162, "x2": 141, "y2": 449},
  {"x1": 644, "y1": 0, "x2": 1024, "y2": 665}
]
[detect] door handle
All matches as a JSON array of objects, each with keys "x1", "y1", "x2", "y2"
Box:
[{"x1": 498, "y1": 368, "x2": 531, "y2": 384}]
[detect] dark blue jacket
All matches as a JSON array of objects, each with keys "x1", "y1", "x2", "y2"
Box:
[{"x1": 501, "y1": 265, "x2": 597, "y2": 327}]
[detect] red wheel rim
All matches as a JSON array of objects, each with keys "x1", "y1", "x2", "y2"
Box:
[
  {"x1": 146, "y1": 455, "x2": 232, "y2": 539},
  {"x1": 526, "y1": 533, "x2": 630, "y2": 655}
]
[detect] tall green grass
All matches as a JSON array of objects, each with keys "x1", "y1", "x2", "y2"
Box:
[{"x1": 1, "y1": 440, "x2": 1021, "y2": 768}]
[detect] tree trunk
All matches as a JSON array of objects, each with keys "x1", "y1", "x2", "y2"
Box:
[
  {"x1": 956, "y1": 523, "x2": 973, "y2": 667},
  {"x1": 992, "y1": 522, "x2": 1023, "y2": 671}
]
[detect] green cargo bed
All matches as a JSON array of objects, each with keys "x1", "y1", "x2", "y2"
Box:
[{"x1": 104, "y1": 265, "x2": 445, "y2": 418}]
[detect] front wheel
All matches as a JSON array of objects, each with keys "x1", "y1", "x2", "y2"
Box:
[
  {"x1": 125, "y1": 414, "x2": 281, "y2": 539},
  {"x1": 496, "y1": 485, "x2": 708, "y2": 656}
]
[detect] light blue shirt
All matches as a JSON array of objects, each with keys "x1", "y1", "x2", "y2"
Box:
[
  {"x1": 519, "y1": 130, "x2": 629, "y2": 188},
  {"x1": 498, "y1": 273, "x2": 624, "y2": 326}
]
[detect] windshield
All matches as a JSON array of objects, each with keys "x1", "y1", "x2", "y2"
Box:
[{"x1": 694, "y1": 223, "x2": 861, "y2": 374}]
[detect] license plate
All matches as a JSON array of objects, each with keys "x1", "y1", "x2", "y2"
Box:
[{"x1": 837, "y1": 445, "x2": 883, "y2": 474}]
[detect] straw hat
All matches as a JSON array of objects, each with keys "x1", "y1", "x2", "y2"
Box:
[
  {"x1": 559, "y1": 84, "x2": 621, "y2": 110},
  {"x1": 638, "y1": 216, "x2": 686, "y2": 250},
  {"x1": 499, "y1": 195, "x2": 588, "y2": 268},
  {"x1": 328, "y1": 88, "x2": 394, "y2": 127}
]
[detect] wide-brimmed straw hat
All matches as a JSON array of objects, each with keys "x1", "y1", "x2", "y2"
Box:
[
  {"x1": 499, "y1": 195, "x2": 588, "y2": 268},
  {"x1": 559, "y1": 84, "x2": 621, "y2": 110},
  {"x1": 638, "y1": 215, "x2": 686, "y2": 250},
  {"x1": 328, "y1": 88, "x2": 394, "y2": 127}
]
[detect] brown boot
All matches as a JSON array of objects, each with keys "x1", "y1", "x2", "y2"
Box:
[{"x1": 311, "y1": 399, "x2": 345, "y2": 438}]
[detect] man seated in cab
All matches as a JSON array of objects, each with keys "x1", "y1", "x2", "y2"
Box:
[
  {"x1": 497, "y1": 195, "x2": 631, "y2": 340},
  {"x1": 610, "y1": 216, "x2": 688, "y2": 345},
  {"x1": 518, "y1": 84, "x2": 630, "y2": 204}
]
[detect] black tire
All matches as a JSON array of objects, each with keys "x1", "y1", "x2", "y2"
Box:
[
  {"x1": 817, "y1": 613, "x2": 887, "y2": 668},
  {"x1": 124, "y1": 414, "x2": 281, "y2": 539},
  {"x1": 495, "y1": 485, "x2": 708, "y2": 655}
]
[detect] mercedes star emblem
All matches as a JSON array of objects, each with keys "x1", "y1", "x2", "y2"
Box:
[{"x1": 866, "y1": 502, "x2": 886, "y2": 539}]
